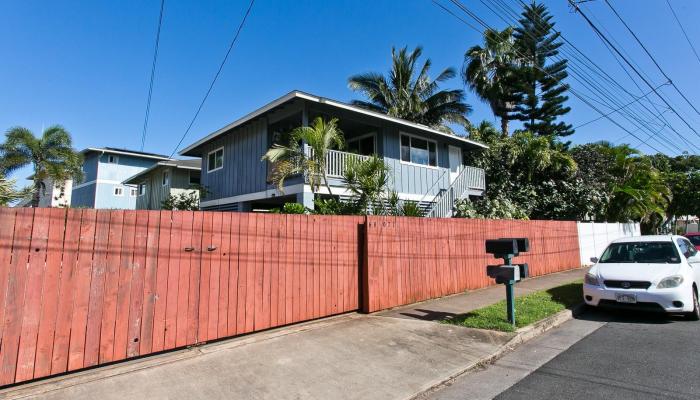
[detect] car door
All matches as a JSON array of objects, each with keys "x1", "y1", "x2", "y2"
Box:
[{"x1": 678, "y1": 238, "x2": 700, "y2": 285}]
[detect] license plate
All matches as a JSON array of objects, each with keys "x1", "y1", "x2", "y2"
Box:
[{"x1": 616, "y1": 293, "x2": 637, "y2": 304}]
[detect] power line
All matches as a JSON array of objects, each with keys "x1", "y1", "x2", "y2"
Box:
[
  {"x1": 169, "y1": 0, "x2": 255, "y2": 158},
  {"x1": 569, "y1": 0, "x2": 700, "y2": 142},
  {"x1": 436, "y1": 0, "x2": 668, "y2": 154},
  {"x1": 476, "y1": 0, "x2": 687, "y2": 153},
  {"x1": 665, "y1": 0, "x2": 700, "y2": 68},
  {"x1": 573, "y1": 83, "x2": 668, "y2": 130},
  {"x1": 140, "y1": 0, "x2": 166, "y2": 151},
  {"x1": 500, "y1": 0, "x2": 692, "y2": 153},
  {"x1": 603, "y1": 0, "x2": 700, "y2": 116}
]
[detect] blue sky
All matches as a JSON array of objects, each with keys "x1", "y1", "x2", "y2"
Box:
[{"x1": 2, "y1": 0, "x2": 700, "y2": 182}]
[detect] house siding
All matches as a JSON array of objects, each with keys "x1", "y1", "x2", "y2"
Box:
[
  {"x1": 96, "y1": 183, "x2": 137, "y2": 209},
  {"x1": 71, "y1": 151, "x2": 163, "y2": 209},
  {"x1": 199, "y1": 118, "x2": 269, "y2": 202},
  {"x1": 382, "y1": 126, "x2": 456, "y2": 198},
  {"x1": 135, "y1": 167, "x2": 198, "y2": 210},
  {"x1": 70, "y1": 184, "x2": 96, "y2": 208}
]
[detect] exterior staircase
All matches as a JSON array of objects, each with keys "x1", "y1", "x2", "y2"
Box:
[{"x1": 424, "y1": 166, "x2": 486, "y2": 218}]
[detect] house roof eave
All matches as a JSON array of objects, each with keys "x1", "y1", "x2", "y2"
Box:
[{"x1": 179, "y1": 91, "x2": 488, "y2": 156}]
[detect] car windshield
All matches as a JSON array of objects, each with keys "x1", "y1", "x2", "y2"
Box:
[
  {"x1": 686, "y1": 236, "x2": 700, "y2": 246},
  {"x1": 599, "y1": 242, "x2": 680, "y2": 264}
]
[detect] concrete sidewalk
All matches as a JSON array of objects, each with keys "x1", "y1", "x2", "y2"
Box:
[{"x1": 1, "y1": 269, "x2": 584, "y2": 400}]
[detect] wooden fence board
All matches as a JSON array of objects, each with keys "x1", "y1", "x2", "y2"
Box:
[
  {"x1": 82, "y1": 210, "x2": 111, "y2": 368},
  {"x1": 98, "y1": 211, "x2": 124, "y2": 364},
  {"x1": 152, "y1": 210, "x2": 172, "y2": 353},
  {"x1": 139, "y1": 210, "x2": 161, "y2": 355},
  {"x1": 0, "y1": 209, "x2": 17, "y2": 354},
  {"x1": 15, "y1": 209, "x2": 50, "y2": 381},
  {"x1": 0, "y1": 209, "x2": 35, "y2": 384},
  {"x1": 33, "y1": 208, "x2": 66, "y2": 378},
  {"x1": 50, "y1": 210, "x2": 82, "y2": 374}
]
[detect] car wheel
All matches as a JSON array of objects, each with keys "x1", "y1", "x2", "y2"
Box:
[{"x1": 687, "y1": 288, "x2": 700, "y2": 321}]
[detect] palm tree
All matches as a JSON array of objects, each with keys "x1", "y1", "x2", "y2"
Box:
[
  {"x1": 0, "y1": 125, "x2": 83, "y2": 207},
  {"x1": 342, "y1": 155, "x2": 390, "y2": 214},
  {"x1": 262, "y1": 117, "x2": 344, "y2": 196},
  {"x1": 597, "y1": 142, "x2": 670, "y2": 223},
  {"x1": 463, "y1": 27, "x2": 519, "y2": 136},
  {"x1": 348, "y1": 46, "x2": 472, "y2": 132}
]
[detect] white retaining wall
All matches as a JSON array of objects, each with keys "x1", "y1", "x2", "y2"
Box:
[{"x1": 577, "y1": 222, "x2": 641, "y2": 266}]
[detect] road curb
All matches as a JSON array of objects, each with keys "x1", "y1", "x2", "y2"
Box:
[{"x1": 410, "y1": 303, "x2": 586, "y2": 400}]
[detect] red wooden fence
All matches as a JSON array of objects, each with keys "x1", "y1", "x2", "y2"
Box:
[
  {"x1": 0, "y1": 208, "x2": 582, "y2": 386},
  {"x1": 362, "y1": 217, "x2": 581, "y2": 312},
  {"x1": 0, "y1": 208, "x2": 363, "y2": 386}
]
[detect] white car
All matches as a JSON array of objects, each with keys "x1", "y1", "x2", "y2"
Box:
[{"x1": 583, "y1": 235, "x2": 700, "y2": 320}]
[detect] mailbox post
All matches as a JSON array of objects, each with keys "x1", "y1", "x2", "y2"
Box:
[{"x1": 485, "y1": 238, "x2": 530, "y2": 326}]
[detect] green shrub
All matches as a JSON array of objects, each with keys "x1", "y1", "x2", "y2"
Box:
[
  {"x1": 401, "y1": 201, "x2": 423, "y2": 217},
  {"x1": 270, "y1": 202, "x2": 307, "y2": 214}
]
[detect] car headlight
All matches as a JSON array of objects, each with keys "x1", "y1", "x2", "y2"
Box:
[
  {"x1": 584, "y1": 273, "x2": 600, "y2": 286},
  {"x1": 657, "y1": 275, "x2": 684, "y2": 289}
]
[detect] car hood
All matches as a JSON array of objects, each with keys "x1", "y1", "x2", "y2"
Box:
[{"x1": 591, "y1": 263, "x2": 682, "y2": 283}]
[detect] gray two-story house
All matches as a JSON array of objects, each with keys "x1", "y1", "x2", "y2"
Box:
[{"x1": 180, "y1": 91, "x2": 487, "y2": 217}]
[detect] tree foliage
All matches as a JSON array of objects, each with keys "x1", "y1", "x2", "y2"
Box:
[
  {"x1": 0, "y1": 125, "x2": 83, "y2": 207},
  {"x1": 349, "y1": 46, "x2": 472, "y2": 132},
  {"x1": 511, "y1": 2, "x2": 573, "y2": 137},
  {"x1": 161, "y1": 191, "x2": 200, "y2": 211},
  {"x1": 262, "y1": 117, "x2": 344, "y2": 195},
  {"x1": 463, "y1": 27, "x2": 520, "y2": 136}
]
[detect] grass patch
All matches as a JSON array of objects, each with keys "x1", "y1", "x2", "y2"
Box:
[{"x1": 444, "y1": 281, "x2": 582, "y2": 332}]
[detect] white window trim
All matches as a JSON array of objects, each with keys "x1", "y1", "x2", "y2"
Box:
[
  {"x1": 399, "y1": 132, "x2": 439, "y2": 169},
  {"x1": 162, "y1": 170, "x2": 170, "y2": 187},
  {"x1": 347, "y1": 132, "x2": 377, "y2": 153},
  {"x1": 138, "y1": 183, "x2": 146, "y2": 196},
  {"x1": 130, "y1": 187, "x2": 138, "y2": 197},
  {"x1": 207, "y1": 146, "x2": 224, "y2": 173},
  {"x1": 113, "y1": 186, "x2": 124, "y2": 196},
  {"x1": 107, "y1": 155, "x2": 119, "y2": 164}
]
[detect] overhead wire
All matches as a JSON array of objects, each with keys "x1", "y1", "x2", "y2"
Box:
[
  {"x1": 437, "y1": 0, "x2": 668, "y2": 154},
  {"x1": 169, "y1": 0, "x2": 255, "y2": 158},
  {"x1": 140, "y1": 0, "x2": 166, "y2": 151},
  {"x1": 465, "y1": 0, "x2": 686, "y2": 153}
]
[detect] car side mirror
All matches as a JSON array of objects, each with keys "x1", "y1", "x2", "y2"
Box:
[{"x1": 590, "y1": 257, "x2": 599, "y2": 264}]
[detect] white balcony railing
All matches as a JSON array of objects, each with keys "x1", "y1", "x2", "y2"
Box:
[{"x1": 305, "y1": 148, "x2": 371, "y2": 178}]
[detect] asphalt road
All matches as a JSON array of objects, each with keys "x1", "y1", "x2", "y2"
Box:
[{"x1": 495, "y1": 309, "x2": 700, "y2": 400}]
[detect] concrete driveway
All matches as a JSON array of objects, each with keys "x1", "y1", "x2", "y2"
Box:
[{"x1": 2, "y1": 314, "x2": 510, "y2": 400}]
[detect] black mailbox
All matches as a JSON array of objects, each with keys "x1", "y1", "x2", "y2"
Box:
[
  {"x1": 500, "y1": 237, "x2": 530, "y2": 253},
  {"x1": 487, "y1": 265, "x2": 520, "y2": 284},
  {"x1": 485, "y1": 239, "x2": 519, "y2": 257}
]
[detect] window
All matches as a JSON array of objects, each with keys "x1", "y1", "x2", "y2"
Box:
[
  {"x1": 599, "y1": 242, "x2": 680, "y2": 264},
  {"x1": 400, "y1": 134, "x2": 437, "y2": 167},
  {"x1": 208, "y1": 147, "x2": 224, "y2": 172},
  {"x1": 114, "y1": 187, "x2": 124, "y2": 196},
  {"x1": 687, "y1": 236, "x2": 700, "y2": 246},
  {"x1": 107, "y1": 155, "x2": 118, "y2": 164},
  {"x1": 162, "y1": 170, "x2": 170, "y2": 186},
  {"x1": 130, "y1": 187, "x2": 138, "y2": 197},
  {"x1": 347, "y1": 133, "x2": 376, "y2": 156},
  {"x1": 677, "y1": 238, "x2": 698, "y2": 258},
  {"x1": 138, "y1": 184, "x2": 146, "y2": 196},
  {"x1": 189, "y1": 171, "x2": 201, "y2": 185}
]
